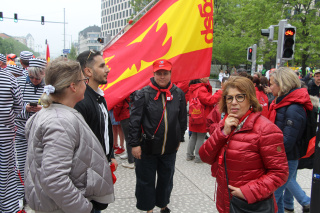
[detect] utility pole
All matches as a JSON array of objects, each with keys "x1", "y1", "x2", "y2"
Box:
[
  {"x1": 275, "y1": 20, "x2": 287, "y2": 69},
  {"x1": 64, "y1": 8, "x2": 66, "y2": 50},
  {"x1": 251, "y1": 44, "x2": 257, "y2": 75}
]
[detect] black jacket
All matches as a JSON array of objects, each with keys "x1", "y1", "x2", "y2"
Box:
[
  {"x1": 274, "y1": 89, "x2": 307, "y2": 160},
  {"x1": 128, "y1": 78, "x2": 187, "y2": 155},
  {"x1": 307, "y1": 80, "x2": 320, "y2": 97},
  {"x1": 74, "y1": 85, "x2": 114, "y2": 161}
]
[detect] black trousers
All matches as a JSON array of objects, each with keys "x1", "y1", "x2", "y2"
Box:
[
  {"x1": 120, "y1": 118, "x2": 134, "y2": 163},
  {"x1": 135, "y1": 152, "x2": 176, "y2": 211}
]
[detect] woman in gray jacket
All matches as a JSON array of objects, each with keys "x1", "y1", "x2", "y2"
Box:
[{"x1": 24, "y1": 58, "x2": 115, "y2": 213}]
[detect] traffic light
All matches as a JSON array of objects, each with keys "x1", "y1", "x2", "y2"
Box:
[
  {"x1": 14, "y1": 13, "x2": 18, "y2": 23},
  {"x1": 0, "y1": 12, "x2": 3, "y2": 21},
  {"x1": 247, "y1": 47, "x2": 253, "y2": 61},
  {"x1": 41, "y1": 16, "x2": 44, "y2": 25},
  {"x1": 97, "y1": 38, "x2": 104, "y2": 44},
  {"x1": 281, "y1": 25, "x2": 296, "y2": 60},
  {"x1": 261, "y1": 26, "x2": 274, "y2": 41}
]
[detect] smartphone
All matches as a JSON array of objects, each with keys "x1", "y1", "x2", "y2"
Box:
[{"x1": 30, "y1": 102, "x2": 38, "y2": 107}]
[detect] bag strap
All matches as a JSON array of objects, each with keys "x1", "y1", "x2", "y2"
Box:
[
  {"x1": 142, "y1": 89, "x2": 167, "y2": 139},
  {"x1": 223, "y1": 111, "x2": 252, "y2": 203},
  {"x1": 224, "y1": 150, "x2": 232, "y2": 202}
]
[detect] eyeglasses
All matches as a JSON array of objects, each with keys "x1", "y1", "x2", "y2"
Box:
[
  {"x1": 29, "y1": 75, "x2": 41, "y2": 80},
  {"x1": 78, "y1": 78, "x2": 89, "y2": 85},
  {"x1": 224, "y1": 94, "x2": 246, "y2": 104}
]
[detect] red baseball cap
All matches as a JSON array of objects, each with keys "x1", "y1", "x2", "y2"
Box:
[{"x1": 153, "y1": 59, "x2": 172, "y2": 72}]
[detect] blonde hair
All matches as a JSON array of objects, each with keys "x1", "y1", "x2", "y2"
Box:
[
  {"x1": 219, "y1": 76, "x2": 262, "y2": 114},
  {"x1": 28, "y1": 67, "x2": 45, "y2": 79},
  {"x1": 41, "y1": 58, "x2": 82, "y2": 108},
  {"x1": 270, "y1": 67, "x2": 301, "y2": 97}
]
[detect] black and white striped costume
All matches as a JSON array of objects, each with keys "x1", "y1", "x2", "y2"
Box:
[
  {"x1": 0, "y1": 70, "x2": 23, "y2": 212},
  {"x1": 15, "y1": 75, "x2": 45, "y2": 198}
]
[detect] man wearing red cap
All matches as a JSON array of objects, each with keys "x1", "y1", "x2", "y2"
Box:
[{"x1": 129, "y1": 59, "x2": 187, "y2": 213}]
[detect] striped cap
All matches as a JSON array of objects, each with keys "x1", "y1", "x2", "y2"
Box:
[
  {"x1": 20, "y1": 51, "x2": 34, "y2": 60},
  {"x1": 5, "y1": 65, "x2": 23, "y2": 76},
  {"x1": 0, "y1": 53, "x2": 6, "y2": 63},
  {"x1": 29, "y1": 58, "x2": 47, "y2": 69}
]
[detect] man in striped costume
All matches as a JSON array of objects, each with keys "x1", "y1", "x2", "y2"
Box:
[
  {"x1": 19, "y1": 51, "x2": 33, "y2": 76},
  {"x1": 0, "y1": 67, "x2": 23, "y2": 212},
  {"x1": 5, "y1": 64, "x2": 24, "y2": 78},
  {"x1": 15, "y1": 58, "x2": 47, "y2": 200},
  {"x1": 0, "y1": 53, "x2": 7, "y2": 71}
]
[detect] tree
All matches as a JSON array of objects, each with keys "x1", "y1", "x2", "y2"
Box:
[
  {"x1": 0, "y1": 37, "x2": 38, "y2": 57},
  {"x1": 68, "y1": 43, "x2": 77, "y2": 60},
  {"x1": 130, "y1": 0, "x2": 160, "y2": 22},
  {"x1": 282, "y1": 0, "x2": 320, "y2": 76},
  {"x1": 212, "y1": 0, "x2": 283, "y2": 70}
]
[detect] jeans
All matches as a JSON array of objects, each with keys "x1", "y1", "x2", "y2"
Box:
[
  {"x1": 283, "y1": 169, "x2": 310, "y2": 209},
  {"x1": 91, "y1": 210, "x2": 100, "y2": 213},
  {"x1": 120, "y1": 118, "x2": 134, "y2": 163},
  {"x1": 186, "y1": 132, "x2": 206, "y2": 161},
  {"x1": 135, "y1": 152, "x2": 176, "y2": 211},
  {"x1": 274, "y1": 160, "x2": 298, "y2": 213}
]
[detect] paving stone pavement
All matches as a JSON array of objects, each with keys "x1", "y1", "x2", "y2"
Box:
[{"x1": 25, "y1": 130, "x2": 313, "y2": 213}]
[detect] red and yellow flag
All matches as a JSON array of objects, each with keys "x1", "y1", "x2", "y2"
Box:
[
  {"x1": 101, "y1": 0, "x2": 214, "y2": 110},
  {"x1": 46, "y1": 43, "x2": 50, "y2": 63}
]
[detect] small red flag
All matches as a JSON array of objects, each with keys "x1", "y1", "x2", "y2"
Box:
[{"x1": 46, "y1": 43, "x2": 50, "y2": 63}]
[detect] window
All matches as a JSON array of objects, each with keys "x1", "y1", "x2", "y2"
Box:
[{"x1": 126, "y1": 10, "x2": 128, "y2": 17}]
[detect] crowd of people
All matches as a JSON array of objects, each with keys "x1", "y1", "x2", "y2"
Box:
[{"x1": 0, "y1": 50, "x2": 317, "y2": 213}]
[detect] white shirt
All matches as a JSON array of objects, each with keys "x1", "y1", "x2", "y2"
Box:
[{"x1": 96, "y1": 88, "x2": 109, "y2": 155}]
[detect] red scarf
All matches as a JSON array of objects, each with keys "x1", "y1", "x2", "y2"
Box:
[
  {"x1": 267, "y1": 88, "x2": 313, "y2": 123},
  {"x1": 149, "y1": 82, "x2": 173, "y2": 101}
]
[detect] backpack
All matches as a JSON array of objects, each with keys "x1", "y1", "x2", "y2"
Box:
[
  {"x1": 189, "y1": 89, "x2": 205, "y2": 125},
  {"x1": 298, "y1": 107, "x2": 318, "y2": 169}
]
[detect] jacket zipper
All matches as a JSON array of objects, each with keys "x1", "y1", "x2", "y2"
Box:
[{"x1": 161, "y1": 94, "x2": 168, "y2": 154}]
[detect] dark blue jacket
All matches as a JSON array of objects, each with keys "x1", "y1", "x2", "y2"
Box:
[{"x1": 274, "y1": 89, "x2": 307, "y2": 160}]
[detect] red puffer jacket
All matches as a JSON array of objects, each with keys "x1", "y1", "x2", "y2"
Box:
[
  {"x1": 255, "y1": 87, "x2": 269, "y2": 117},
  {"x1": 113, "y1": 97, "x2": 130, "y2": 122},
  {"x1": 189, "y1": 83, "x2": 221, "y2": 133},
  {"x1": 199, "y1": 112, "x2": 289, "y2": 213}
]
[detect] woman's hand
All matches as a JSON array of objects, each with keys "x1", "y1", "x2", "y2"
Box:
[
  {"x1": 26, "y1": 104, "x2": 42, "y2": 112},
  {"x1": 132, "y1": 146, "x2": 142, "y2": 159},
  {"x1": 111, "y1": 158, "x2": 118, "y2": 170},
  {"x1": 228, "y1": 185, "x2": 245, "y2": 200},
  {"x1": 223, "y1": 114, "x2": 239, "y2": 135}
]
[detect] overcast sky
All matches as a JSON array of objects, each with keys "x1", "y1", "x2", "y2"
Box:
[{"x1": 0, "y1": 0, "x2": 101, "y2": 58}]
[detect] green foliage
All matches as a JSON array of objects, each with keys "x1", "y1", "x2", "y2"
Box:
[
  {"x1": 0, "y1": 37, "x2": 38, "y2": 56},
  {"x1": 213, "y1": 0, "x2": 283, "y2": 68},
  {"x1": 130, "y1": 0, "x2": 160, "y2": 21},
  {"x1": 213, "y1": 0, "x2": 320, "y2": 74},
  {"x1": 281, "y1": 0, "x2": 320, "y2": 76},
  {"x1": 68, "y1": 44, "x2": 77, "y2": 60}
]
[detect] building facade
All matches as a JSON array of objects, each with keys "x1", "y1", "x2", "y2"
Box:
[
  {"x1": 78, "y1": 25, "x2": 102, "y2": 54},
  {"x1": 100, "y1": 0, "x2": 134, "y2": 38}
]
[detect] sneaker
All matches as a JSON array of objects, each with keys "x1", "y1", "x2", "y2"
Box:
[
  {"x1": 186, "y1": 156, "x2": 195, "y2": 161},
  {"x1": 115, "y1": 148, "x2": 125, "y2": 155},
  {"x1": 194, "y1": 158, "x2": 203, "y2": 163},
  {"x1": 120, "y1": 153, "x2": 128, "y2": 159},
  {"x1": 113, "y1": 145, "x2": 120, "y2": 150},
  {"x1": 122, "y1": 162, "x2": 135, "y2": 169},
  {"x1": 160, "y1": 207, "x2": 171, "y2": 213},
  {"x1": 284, "y1": 207, "x2": 294, "y2": 212},
  {"x1": 303, "y1": 204, "x2": 310, "y2": 213}
]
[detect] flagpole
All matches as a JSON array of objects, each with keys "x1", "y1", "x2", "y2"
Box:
[{"x1": 102, "y1": 0, "x2": 158, "y2": 52}]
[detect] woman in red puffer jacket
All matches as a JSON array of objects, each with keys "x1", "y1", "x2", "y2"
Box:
[
  {"x1": 187, "y1": 77, "x2": 221, "y2": 163},
  {"x1": 199, "y1": 76, "x2": 289, "y2": 213}
]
